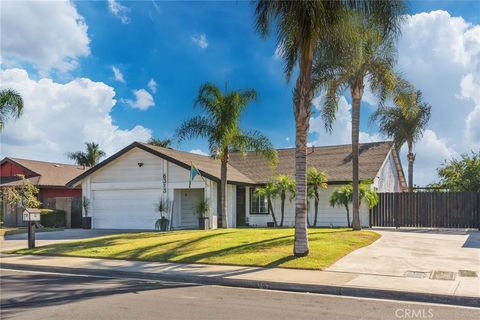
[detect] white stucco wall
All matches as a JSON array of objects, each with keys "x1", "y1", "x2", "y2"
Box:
[
  {"x1": 373, "y1": 151, "x2": 402, "y2": 192},
  {"x1": 245, "y1": 186, "x2": 370, "y2": 228},
  {"x1": 81, "y1": 147, "x2": 217, "y2": 229}
]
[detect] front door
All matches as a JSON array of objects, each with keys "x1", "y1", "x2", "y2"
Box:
[
  {"x1": 180, "y1": 188, "x2": 204, "y2": 228},
  {"x1": 236, "y1": 187, "x2": 246, "y2": 227}
]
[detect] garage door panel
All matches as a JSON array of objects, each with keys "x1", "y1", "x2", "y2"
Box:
[{"x1": 92, "y1": 189, "x2": 163, "y2": 229}]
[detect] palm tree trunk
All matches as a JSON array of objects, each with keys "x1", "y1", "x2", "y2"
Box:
[
  {"x1": 268, "y1": 197, "x2": 278, "y2": 227},
  {"x1": 345, "y1": 205, "x2": 350, "y2": 228},
  {"x1": 220, "y1": 148, "x2": 229, "y2": 228},
  {"x1": 280, "y1": 193, "x2": 285, "y2": 227},
  {"x1": 351, "y1": 81, "x2": 363, "y2": 231},
  {"x1": 407, "y1": 142, "x2": 415, "y2": 193},
  {"x1": 313, "y1": 195, "x2": 319, "y2": 227}
]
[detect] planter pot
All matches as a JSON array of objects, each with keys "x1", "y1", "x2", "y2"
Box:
[
  {"x1": 266, "y1": 222, "x2": 275, "y2": 228},
  {"x1": 198, "y1": 217, "x2": 209, "y2": 230},
  {"x1": 82, "y1": 217, "x2": 92, "y2": 229}
]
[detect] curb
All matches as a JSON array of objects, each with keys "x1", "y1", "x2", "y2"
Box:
[{"x1": 2, "y1": 262, "x2": 479, "y2": 308}]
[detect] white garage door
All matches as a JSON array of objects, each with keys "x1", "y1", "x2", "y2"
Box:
[{"x1": 92, "y1": 189, "x2": 163, "y2": 229}]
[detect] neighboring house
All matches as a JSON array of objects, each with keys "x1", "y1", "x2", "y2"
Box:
[
  {"x1": 67, "y1": 141, "x2": 406, "y2": 230},
  {"x1": 0, "y1": 157, "x2": 86, "y2": 227}
]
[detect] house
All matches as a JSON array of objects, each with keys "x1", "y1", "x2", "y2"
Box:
[
  {"x1": 0, "y1": 157, "x2": 86, "y2": 227},
  {"x1": 67, "y1": 141, "x2": 406, "y2": 230}
]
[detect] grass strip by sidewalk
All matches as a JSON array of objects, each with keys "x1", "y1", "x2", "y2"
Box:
[
  {"x1": 11, "y1": 228, "x2": 379, "y2": 270},
  {"x1": 1, "y1": 227, "x2": 64, "y2": 238}
]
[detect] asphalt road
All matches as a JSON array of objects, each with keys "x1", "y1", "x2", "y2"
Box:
[{"x1": 1, "y1": 269, "x2": 478, "y2": 320}]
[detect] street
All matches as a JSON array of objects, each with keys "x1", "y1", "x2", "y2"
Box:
[{"x1": 1, "y1": 269, "x2": 478, "y2": 320}]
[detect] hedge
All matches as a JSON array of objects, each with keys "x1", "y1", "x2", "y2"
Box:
[{"x1": 40, "y1": 209, "x2": 66, "y2": 228}]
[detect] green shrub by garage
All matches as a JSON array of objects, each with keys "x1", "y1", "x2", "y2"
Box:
[{"x1": 40, "y1": 209, "x2": 66, "y2": 228}]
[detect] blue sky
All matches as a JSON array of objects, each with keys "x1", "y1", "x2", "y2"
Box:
[{"x1": 1, "y1": 1, "x2": 479, "y2": 185}]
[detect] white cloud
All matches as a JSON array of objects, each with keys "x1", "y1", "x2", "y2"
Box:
[
  {"x1": 111, "y1": 66, "x2": 126, "y2": 83},
  {"x1": 148, "y1": 78, "x2": 157, "y2": 93},
  {"x1": 273, "y1": 45, "x2": 284, "y2": 60},
  {"x1": 0, "y1": 68, "x2": 152, "y2": 162},
  {"x1": 394, "y1": 10, "x2": 480, "y2": 184},
  {"x1": 123, "y1": 89, "x2": 155, "y2": 110},
  {"x1": 190, "y1": 149, "x2": 209, "y2": 156},
  {"x1": 1, "y1": 0, "x2": 90, "y2": 74},
  {"x1": 108, "y1": 0, "x2": 130, "y2": 24},
  {"x1": 191, "y1": 34, "x2": 208, "y2": 49}
]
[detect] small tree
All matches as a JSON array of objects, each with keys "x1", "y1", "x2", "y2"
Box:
[
  {"x1": 255, "y1": 182, "x2": 279, "y2": 227},
  {"x1": 272, "y1": 175, "x2": 296, "y2": 227},
  {"x1": 330, "y1": 181, "x2": 378, "y2": 228},
  {"x1": 434, "y1": 151, "x2": 480, "y2": 192},
  {"x1": 307, "y1": 167, "x2": 328, "y2": 227},
  {"x1": 5, "y1": 175, "x2": 41, "y2": 209},
  {"x1": 67, "y1": 142, "x2": 106, "y2": 167},
  {"x1": 82, "y1": 196, "x2": 91, "y2": 217}
]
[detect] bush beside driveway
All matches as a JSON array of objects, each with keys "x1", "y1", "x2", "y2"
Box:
[{"x1": 11, "y1": 228, "x2": 380, "y2": 270}]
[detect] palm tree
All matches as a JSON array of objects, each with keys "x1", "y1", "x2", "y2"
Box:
[
  {"x1": 330, "y1": 181, "x2": 379, "y2": 228},
  {"x1": 67, "y1": 142, "x2": 106, "y2": 167},
  {"x1": 371, "y1": 90, "x2": 431, "y2": 192},
  {"x1": 255, "y1": 182, "x2": 279, "y2": 227},
  {"x1": 147, "y1": 138, "x2": 172, "y2": 148},
  {"x1": 254, "y1": 0, "x2": 405, "y2": 256},
  {"x1": 307, "y1": 167, "x2": 328, "y2": 227},
  {"x1": 272, "y1": 174, "x2": 296, "y2": 227},
  {"x1": 176, "y1": 83, "x2": 277, "y2": 228},
  {"x1": 314, "y1": 7, "x2": 404, "y2": 231},
  {"x1": 0, "y1": 88, "x2": 24, "y2": 131}
]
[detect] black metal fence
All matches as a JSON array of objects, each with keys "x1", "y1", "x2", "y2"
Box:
[{"x1": 370, "y1": 192, "x2": 480, "y2": 229}]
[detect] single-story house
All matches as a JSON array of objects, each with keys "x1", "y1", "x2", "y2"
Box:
[
  {"x1": 67, "y1": 141, "x2": 406, "y2": 230},
  {"x1": 0, "y1": 157, "x2": 86, "y2": 227}
]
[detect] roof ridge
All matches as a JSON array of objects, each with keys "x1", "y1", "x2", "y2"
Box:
[{"x1": 6, "y1": 157, "x2": 81, "y2": 167}]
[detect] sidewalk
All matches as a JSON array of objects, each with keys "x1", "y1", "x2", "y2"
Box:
[{"x1": 1, "y1": 253, "x2": 479, "y2": 307}]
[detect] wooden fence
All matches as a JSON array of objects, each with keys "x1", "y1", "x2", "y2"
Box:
[{"x1": 370, "y1": 192, "x2": 480, "y2": 229}]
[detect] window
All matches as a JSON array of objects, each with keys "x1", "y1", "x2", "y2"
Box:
[{"x1": 250, "y1": 188, "x2": 268, "y2": 214}]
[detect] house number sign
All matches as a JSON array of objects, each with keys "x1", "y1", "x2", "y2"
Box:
[{"x1": 162, "y1": 173, "x2": 167, "y2": 193}]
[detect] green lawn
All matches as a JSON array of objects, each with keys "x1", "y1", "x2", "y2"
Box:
[{"x1": 12, "y1": 228, "x2": 380, "y2": 270}]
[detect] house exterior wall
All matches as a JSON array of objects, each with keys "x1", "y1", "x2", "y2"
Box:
[
  {"x1": 245, "y1": 185, "x2": 370, "y2": 228},
  {"x1": 39, "y1": 188, "x2": 81, "y2": 199},
  {"x1": 81, "y1": 147, "x2": 215, "y2": 230},
  {"x1": 373, "y1": 151, "x2": 402, "y2": 192},
  {"x1": 0, "y1": 161, "x2": 31, "y2": 177}
]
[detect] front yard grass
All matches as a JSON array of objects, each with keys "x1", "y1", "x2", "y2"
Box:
[{"x1": 12, "y1": 228, "x2": 380, "y2": 270}]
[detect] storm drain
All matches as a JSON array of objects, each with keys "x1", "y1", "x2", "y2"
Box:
[
  {"x1": 458, "y1": 270, "x2": 478, "y2": 277},
  {"x1": 404, "y1": 271, "x2": 430, "y2": 278},
  {"x1": 430, "y1": 270, "x2": 456, "y2": 280}
]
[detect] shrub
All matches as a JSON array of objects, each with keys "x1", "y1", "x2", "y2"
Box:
[{"x1": 40, "y1": 209, "x2": 66, "y2": 228}]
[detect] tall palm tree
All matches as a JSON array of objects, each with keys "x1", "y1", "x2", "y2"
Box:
[
  {"x1": 272, "y1": 174, "x2": 296, "y2": 227},
  {"x1": 176, "y1": 83, "x2": 277, "y2": 228},
  {"x1": 330, "y1": 181, "x2": 379, "y2": 228},
  {"x1": 314, "y1": 7, "x2": 404, "y2": 231},
  {"x1": 67, "y1": 142, "x2": 106, "y2": 167},
  {"x1": 0, "y1": 88, "x2": 24, "y2": 131},
  {"x1": 254, "y1": 0, "x2": 405, "y2": 255},
  {"x1": 307, "y1": 167, "x2": 328, "y2": 227},
  {"x1": 255, "y1": 182, "x2": 279, "y2": 227},
  {"x1": 147, "y1": 138, "x2": 172, "y2": 148},
  {"x1": 371, "y1": 90, "x2": 431, "y2": 192}
]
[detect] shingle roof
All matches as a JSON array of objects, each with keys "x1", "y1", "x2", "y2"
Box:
[
  {"x1": 0, "y1": 157, "x2": 87, "y2": 187},
  {"x1": 67, "y1": 141, "x2": 405, "y2": 188},
  {"x1": 228, "y1": 141, "x2": 397, "y2": 184},
  {"x1": 138, "y1": 143, "x2": 254, "y2": 184}
]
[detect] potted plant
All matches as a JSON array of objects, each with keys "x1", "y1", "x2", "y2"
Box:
[
  {"x1": 196, "y1": 199, "x2": 209, "y2": 230},
  {"x1": 154, "y1": 199, "x2": 169, "y2": 231},
  {"x1": 82, "y1": 196, "x2": 92, "y2": 229}
]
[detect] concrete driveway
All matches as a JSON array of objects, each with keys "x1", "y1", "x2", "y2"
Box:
[
  {"x1": 327, "y1": 229, "x2": 480, "y2": 297},
  {"x1": 0, "y1": 229, "x2": 137, "y2": 251},
  {"x1": 328, "y1": 229, "x2": 480, "y2": 276}
]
